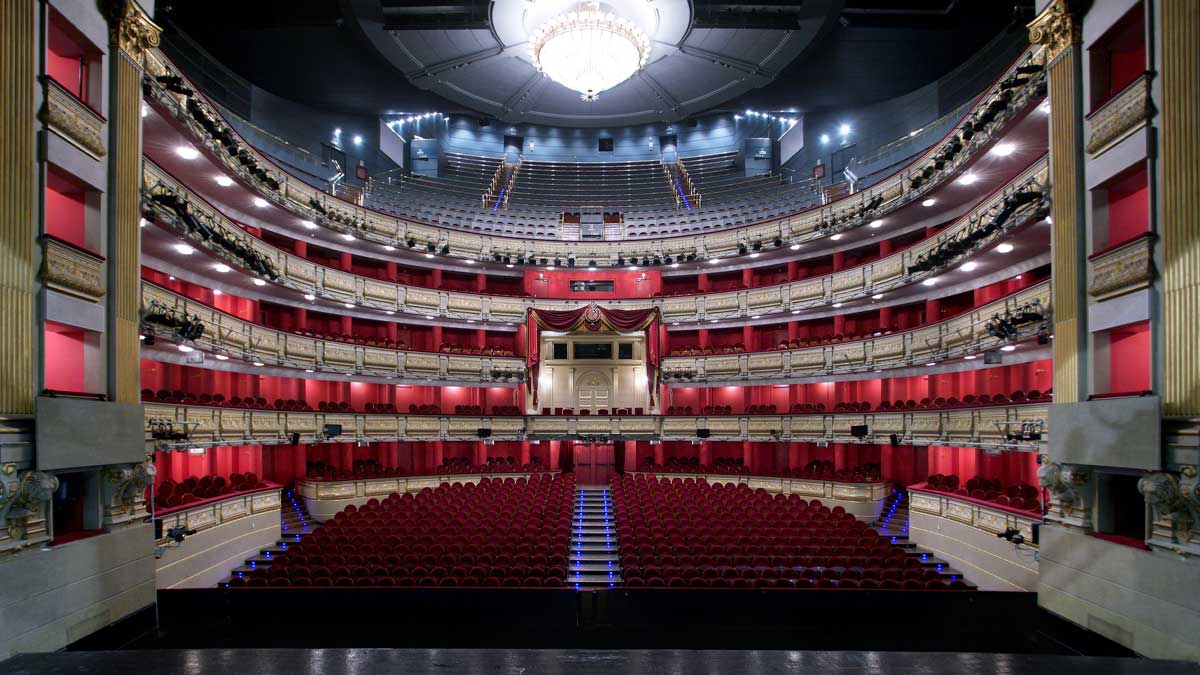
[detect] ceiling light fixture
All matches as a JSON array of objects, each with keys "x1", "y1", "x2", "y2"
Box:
[
  {"x1": 869, "y1": 220, "x2": 883, "y2": 228},
  {"x1": 173, "y1": 244, "x2": 194, "y2": 255},
  {"x1": 383, "y1": 245, "x2": 395, "y2": 251},
  {"x1": 252, "y1": 279, "x2": 267, "y2": 286},
  {"x1": 175, "y1": 145, "x2": 199, "y2": 160},
  {"x1": 253, "y1": 361, "x2": 265, "y2": 367},
  {"x1": 922, "y1": 278, "x2": 938, "y2": 286},
  {"x1": 301, "y1": 220, "x2": 317, "y2": 230},
  {"x1": 996, "y1": 243, "x2": 1015, "y2": 253},
  {"x1": 253, "y1": 197, "x2": 269, "y2": 208},
  {"x1": 957, "y1": 173, "x2": 979, "y2": 186},
  {"x1": 963, "y1": 355, "x2": 977, "y2": 360},
  {"x1": 790, "y1": 244, "x2": 801, "y2": 250},
  {"x1": 872, "y1": 293, "x2": 883, "y2": 300},
  {"x1": 215, "y1": 354, "x2": 229, "y2": 361},
  {"x1": 342, "y1": 233, "x2": 355, "y2": 241},
  {"x1": 303, "y1": 294, "x2": 316, "y2": 301},
  {"x1": 990, "y1": 142, "x2": 1016, "y2": 157},
  {"x1": 1000, "y1": 345, "x2": 1016, "y2": 352},
  {"x1": 178, "y1": 345, "x2": 194, "y2": 353},
  {"x1": 529, "y1": 3, "x2": 650, "y2": 102},
  {"x1": 213, "y1": 263, "x2": 231, "y2": 273},
  {"x1": 214, "y1": 176, "x2": 233, "y2": 187},
  {"x1": 922, "y1": 199, "x2": 936, "y2": 207},
  {"x1": 830, "y1": 234, "x2": 843, "y2": 241},
  {"x1": 960, "y1": 262, "x2": 978, "y2": 272}
]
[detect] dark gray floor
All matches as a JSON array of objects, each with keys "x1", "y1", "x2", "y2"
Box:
[{"x1": 2, "y1": 649, "x2": 1196, "y2": 675}]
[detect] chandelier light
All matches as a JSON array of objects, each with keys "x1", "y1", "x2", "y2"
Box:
[{"x1": 529, "y1": 2, "x2": 651, "y2": 102}]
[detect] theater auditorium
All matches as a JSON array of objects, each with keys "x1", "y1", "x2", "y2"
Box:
[{"x1": 1, "y1": 0, "x2": 1198, "y2": 672}]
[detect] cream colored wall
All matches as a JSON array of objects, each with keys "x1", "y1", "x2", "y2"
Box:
[
  {"x1": 909, "y1": 511, "x2": 1040, "y2": 591},
  {"x1": 1039, "y1": 524, "x2": 1200, "y2": 661},
  {"x1": 538, "y1": 334, "x2": 648, "y2": 411},
  {"x1": 0, "y1": 524, "x2": 156, "y2": 660},
  {"x1": 155, "y1": 510, "x2": 280, "y2": 589}
]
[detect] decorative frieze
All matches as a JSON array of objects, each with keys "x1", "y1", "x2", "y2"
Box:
[
  {"x1": 1037, "y1": 459, "x2": 1091, "y2": 529},
  {"x1": 0, "y1": 470, "x2": 58, "y2": 554},
  {"x1": 1086, "y1": 73, "x2": 1154, "y2": 156},
  {"x1": 42, "y1": 78, "x2": 106, "y2": 159},
  {"x1": 1139, "y1": 468, "x2": 1199, "y2": 557},
  {"x1": 1088, "y1": 234, "x2": 1154, "y2": 300},
  {"x1": 43, "y1": 238, "x2": 106, "y2": 301}
]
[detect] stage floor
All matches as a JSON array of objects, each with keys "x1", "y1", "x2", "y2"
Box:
[{"x1": 2, "y1": 649, "x2": 1196, "y2": 675}]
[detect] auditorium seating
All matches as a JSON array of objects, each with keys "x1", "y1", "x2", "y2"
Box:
[
  {"x1": 635, "y1": 460, "x2": 883, "y2": 483},
  {"x1": 613, "y1": 475, "x2": 964, "y2": 589},
  {"x1": 152, "y1": 472, "x2": 270, "y2": 510},
  {"x1": 237, "y1": 474, "x2": 574, "y2": 587},
  {"x1": 507, "y1": 158, "x2": 675, "y2": 209},
  {"x1": 305, "y1": 458, "x2": 549, "y2": 482},
  {"x1": 923, "y1": 474, "x2": 1044, "y2": 514}
]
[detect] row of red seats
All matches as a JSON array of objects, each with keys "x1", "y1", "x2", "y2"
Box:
[
  {"x1": 771, "y1": 331, "x2": 897, "y2": 350},
  {"x1": 305, "y1": 459, "x2": 550, "y2": 482},
  {"x1": 669, "y1": 344, "x2": 746, "y2": 357},
  {"x1": 439, "y1": 344, "x2": 516, "y2": 357},
  {"x1": 153, "y1": 472, "x2": 268, "y2": 509},
  {"x1": 613, "y1": 475, "x2": 957, "y2": 590},
  {"x1": 292, "y1": 330, "x2": 414, "y2": 350},
  {"x1": 876, "y1": 390, "x2": 1053, "y2": 411},
  {"x1": 539, "y1": 407, "x2": 643, "y2": 415},
  {"x1": 240, "y1": 475, "x2": 575, "y2": 588},
  {"x1": 924, "y1": 474, "x2": 1043, "y2": 513},
  {"x1": 634, "y1": 461, "x2": 882, "y2": 484}
]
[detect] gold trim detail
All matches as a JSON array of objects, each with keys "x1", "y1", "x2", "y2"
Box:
[
  {"x1": 1027, "y1": 0, "x2": 1081, "y2": 64},
  {"x1": 103, "y1": 0, "x2": 162, "y2": 60},
  {"x1": 42, "y1": 78, "x2": 106, "y2": 159},
  {"x1": 43, "y1": 239, "x2": 106, "y2": 301},
  {"x1": 1088, "y1": 236, "x2": 1154, "y2": 301},
  {"x1": 0, "y1": 0, "x2": 36, "y2": 415},
  {"x1": 1086, "y1": 74, "x2": 1154, "y2": 156},
  {"x1": 1161, "y1": 0, "x2": 1200, "y2": 416}
]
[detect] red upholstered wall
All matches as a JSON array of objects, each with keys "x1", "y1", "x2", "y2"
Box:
[
  {"x1": 524, "y1": 269, "x2": 662, "y2": 299},
  {"x1": 44, "y1": 322, "x2": 87, "y2": 393},
  {"x1": 1104, "y1": 166, "x2": 1149, "y2": 249},
  {"x1": 1107, "y1": 321, "x2": 1151, "y2": 394},
  {"x1": 45, "y1": 168, "x2": 88, "y2": 250}
]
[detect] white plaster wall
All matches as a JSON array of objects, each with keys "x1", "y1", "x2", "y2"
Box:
[
  {"x1": 909, "y1": 510, "x2": 1039, "y2": 591},
  {"x1": 1038, "y1": 524, "x2": 1200, "y2": 660},
  {"x1": 155, "y1": 510, "x2": 280, "y2": 588},
  {"x1": 0, "y1": 523, "x2": 156, "y2": 659}
]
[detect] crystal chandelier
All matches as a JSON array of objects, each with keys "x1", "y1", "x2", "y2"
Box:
[{"x1": 529, "y1": 2, "x2": 651, "y2": 102}]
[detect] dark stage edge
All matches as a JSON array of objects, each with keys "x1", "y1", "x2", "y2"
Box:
[{"x1": 3, "y1": 649, "x2": 1198, "y2": 675}]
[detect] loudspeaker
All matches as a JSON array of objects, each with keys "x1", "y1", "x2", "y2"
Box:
[
  {"x1": 697, "y1": 428, "x2": 711, "y2": 439},
  {"x1": 477, "y1": 428, "x2": 492, "y2": 438},
  {"x1": 687, "y1": 118, "x2": 698, "y2": 128},
  {"x1": 984, "y1": 350, "x2": 1002, "y2": 364},
  {"x1": 479, "y1": 117, "x2": 490, "y2": 127},
  {"x1": 850, "y1": 424, "x2": 869, "y2": 439},
  {"x1": 290, "y1": 432, "x2": 301, "y2": 446},
  {"x1": 889, "y1": 433, "x2": 901, "y2": 448},
  {"x1": 598, "y1": 138, "x2": 614, "y2": 152},
  {"x1": 1031, "y1": 523, "x2": 1040, "y2": 546}
]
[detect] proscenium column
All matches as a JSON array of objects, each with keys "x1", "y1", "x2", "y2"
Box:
[
  {"x1": 1029, "y1": 0, "x2": 1087, "y2": 403},
  {"x1": 105, "y1": 0, "x2": 162, "y2": 403},
  {"x1": 0, "y1": 0, "x2": 36, "y2": 413}
]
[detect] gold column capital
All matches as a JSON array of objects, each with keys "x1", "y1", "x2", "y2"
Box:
[
  {"x1": 1028, "y1": 0, "x2": 1082, "y2": 62},
  {"x1": 103, "y1": 0, "x2": 162, "y2": 61}
]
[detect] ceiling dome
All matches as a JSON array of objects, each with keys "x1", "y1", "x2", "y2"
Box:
[{"x1": 349, "y1": 0, "x2": 839, "y2": 127}]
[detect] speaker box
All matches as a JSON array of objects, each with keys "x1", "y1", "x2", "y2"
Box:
[
  {"x1": 850, "y1": 424, "x2": 869, "y2": 439},
  {"x1": 290, "y1": 432, "x2": 301, "y2": 446},
  {"x1": 477, "y1": 428, "x2": 492, "y2": 438},
  {"x1": 697, "y1": 428, "x2": 711, "y2": 439},
  {"x1": 889, "y1": 433, "x2": 901, "y2": 448}
]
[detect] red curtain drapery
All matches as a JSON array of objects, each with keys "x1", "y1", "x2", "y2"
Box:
[{"x1": 525, "y1": 305, "x2": 661, "y2": 410}]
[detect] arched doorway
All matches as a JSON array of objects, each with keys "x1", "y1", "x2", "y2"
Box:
[{"x1": 575, "y1": 370, "x2": 611, "y2": 413}]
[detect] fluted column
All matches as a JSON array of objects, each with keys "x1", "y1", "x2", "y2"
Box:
[
  {"x1": 103, "y1": 0, "x2": 161, "y2": 403},
  {"x1": 1160, "y1": 0, "x2": 1200, "y2": 415},
  {"x1": 0, "y1": 0, "x2": 36, "y2": 414},
  {"x1": 1029, "y1": 0, "x2": 1086, "y2": 403}
]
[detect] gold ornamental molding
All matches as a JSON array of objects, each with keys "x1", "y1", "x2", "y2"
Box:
[
  {"x1": 42, "y1": 237, "x2": 107, "y2": 301},
  {"x1": 42, "y1": 77, "x2": 106, "y2": 159},
  {"x1": 103, "y1": 0, "x2": 162, "y2": 61},
  {"x1": 1086, "y1": 73, "x2": 1154, "y2": 156},
  {"x1": 1087, "y1": 234, "x2": 1155, "y2": 301},
  {"x1": 1027, "y1": 0, "x2": 1081, "y2": 64}
]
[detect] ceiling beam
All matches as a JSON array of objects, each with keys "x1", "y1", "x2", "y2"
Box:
[
  {"x1": 636, "y1": 71, "x2": 684, "y2": 120},
  {"x1": 404, "y1": 44, "x2": 505, "y2": 82},
  {"x1": 671, "y1": 43, "x2": 776, "y2": 82},
  {"x1": 501, "y1": 71, "x2": 544, "y2": 116}
]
